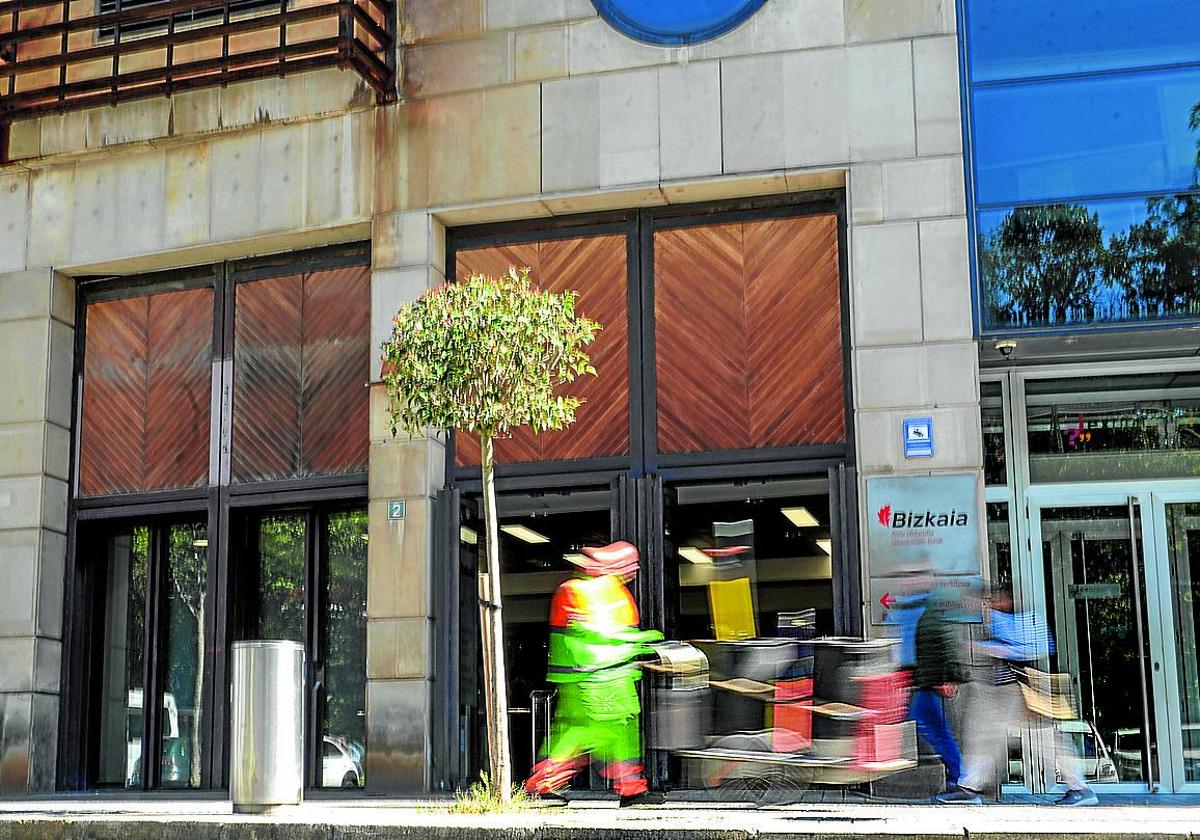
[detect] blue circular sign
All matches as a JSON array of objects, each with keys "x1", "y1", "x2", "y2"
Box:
[{"x1": 591, "y1": 0, "x2": 768, "y2": 46}]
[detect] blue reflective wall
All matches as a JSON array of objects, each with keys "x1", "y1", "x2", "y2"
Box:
[{"x1": 963, "y1": 0, "x2": 1200, "y2": 332}]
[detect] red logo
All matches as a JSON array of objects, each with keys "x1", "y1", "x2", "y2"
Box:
[
  {"x1": 880, "y1": 592, "x2": 896, "y2": 609},
  {"x1": 877, "y1": 504, "x2": 892, "y2": 526}
]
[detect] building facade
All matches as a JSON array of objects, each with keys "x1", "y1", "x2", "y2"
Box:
[{"x1": 0, "y1": 0, "x2": 1194, "y2": 800}]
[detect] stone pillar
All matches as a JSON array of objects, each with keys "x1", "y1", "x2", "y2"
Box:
[
  {"x1": 364, "y1": 211, "x2": 447, "y2": 793},
  {"x1": 0, "y1": 269, "x2": 74, "y2": 795}
]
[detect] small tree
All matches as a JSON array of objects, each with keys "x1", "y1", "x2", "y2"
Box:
[{"x1": 380, "y1": 268, "x2": 599, "y2": 799}]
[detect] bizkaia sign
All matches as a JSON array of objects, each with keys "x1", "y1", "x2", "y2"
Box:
[
  {"x1": 591, "y1": 0, "x2": 767, "y2": 46},
  {"x1": 865, "y1": 474, "x2": 982, "y2": 579}
]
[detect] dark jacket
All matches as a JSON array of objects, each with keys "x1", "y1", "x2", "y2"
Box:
[{"x1": 913, "y1": 600, "x2": 967, "y2": 689}]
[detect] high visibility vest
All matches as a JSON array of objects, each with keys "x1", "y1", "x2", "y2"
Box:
[{"x1": 546, "y1": 575, "x2": 655, "y2": 683}]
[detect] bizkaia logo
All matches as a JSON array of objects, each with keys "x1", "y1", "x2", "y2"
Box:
[
  {"x1": 876, "y1": 503, "x2": 968, "y2": 529},
  {"x1": 591, "y1": 0, "x2": 768, "y2": 46}
]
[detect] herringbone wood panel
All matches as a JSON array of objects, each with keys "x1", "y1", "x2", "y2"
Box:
[
  {"x1": 454, "y1": 235, "x2": 630, "y2": 466},
  {"x1": 79, "y1": 288, "x2": 213, "y2": 496},
  {"x1": 232, "y1": 265, "x2": 370, "y2": 482},
  {"x1": 655, "y1": 214, "x2": 844, "y2": 454}
]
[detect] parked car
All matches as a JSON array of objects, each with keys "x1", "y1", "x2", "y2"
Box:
[
  {"x1": 125, "y1": 689, "x2": 182, "y2": 787},
  {"x1": 322, "y1": 735, "x2": 365, "y2": 788}
]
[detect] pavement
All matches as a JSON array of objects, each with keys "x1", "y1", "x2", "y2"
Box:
[{"x1": 1, "y1": 796, "x2": 1200, "y2": 840}]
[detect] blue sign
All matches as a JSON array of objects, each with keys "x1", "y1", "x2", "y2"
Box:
[
  {"x1": 591, "y1": 0, "x2": 768, "y2": 46},
  {"x1": 387, "y1": 499, "x2": 407, "y2": 520},
  {"x1": 902, "y1": 416, "x2": 934, "y2": 459}
]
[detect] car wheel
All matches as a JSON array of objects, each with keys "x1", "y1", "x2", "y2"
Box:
[{"x1": 342, "y1": 772, "x2": 359, "y2": 789}]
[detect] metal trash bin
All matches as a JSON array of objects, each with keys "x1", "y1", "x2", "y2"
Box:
[{"x1": 229, "y1": 640, "x2": 305, "y2": 813}]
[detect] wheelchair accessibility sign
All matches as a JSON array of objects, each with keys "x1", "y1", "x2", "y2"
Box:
[{"x1": 903, "y1": 417, "x2": 934, "y2": 459}]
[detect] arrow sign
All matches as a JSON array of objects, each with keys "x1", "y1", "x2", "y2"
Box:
[{"x1": 879, "y1": 592, "x2": 896, "y2": 610}]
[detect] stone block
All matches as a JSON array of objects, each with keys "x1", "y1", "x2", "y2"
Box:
[
  {"x1": 374, "y1": 102, "x2": 431, "y2": 214},
  {"x1": 851, "y1": 222, "x2": 922, "y2": 346},
  {"x1": 36, "y1": 529, "x2": 66, "y2": 641},
  {"x1": 515, "y1": 26, "x2": 568, "y2": 82},
  {"x1": 0, "y1": 320, "x2": 48, "y2": 425},
  {"x1": 567, "y1": 17, "x2": 675, "y2": 76},
  {"x1": 850, "y1": 163, "x2": 884, "y2": 225},
  {"x1": 0, "y1": 691, "x2": 32, "y2": 795},
  {"x1": 485, "y1": 0, "x2": 594, "y2": 29},
  {"x1": 659, "y1": 62, "x2": 722, "y2": 181},
  {"x1": 883, "y1": 156, "x2": 965, "y2": 221},
  {"x1": 402, "y1": 0, "x2": 482, "y2": 43},
  {"x1": 0, "y1": 530, "x2": 38, "y2": 638},
  {"x1": 85, "y1": 98, "x2": 171, "y2": 148},
  {"x1": 257, "y1": 124, "x2": 307, "y2": 234},
  {"x1": 844, "y1": 0, "x2": 955, "y2": 43},
  {"x1": 219, "y1": 76, "x2": 290, "y2": 130},
  {"x1": 50, "y1": 273, "x2": 74, "y2": 327},
  {"x1": 0, "y1": 174, "x2": 30, "y2": 274},
  {"x1": 6, "y1": 119, "x2": 40, "y2": 161},
  {"x1": 365, "y1": 677, "x2": 429, "y2": 793},
  {"x1": 0, "y1": 638, "x2": 33, "y2": 691},
  {"x1": 28, "y1": 692, "x2": 58, "y2": 792},
  {"x1": 426, "y1": 85, "x2": 541, "y2": 206},
  {"x1": 366, "y1": 617, "x2": 431, "y2": 679},
  {"x1": 541, "y1": 75, "x2": 600, "y2": 192},
  {"x1": 689, "y1": 0, "x2": 845, "y2": 60},
  {"x1": 542, "y1": 186, "x2": 666, "y2": 215},
  {"x1": 848, "y1": 40, "x2": 915, "y2": 162},
  {"x1": 367, "y1": 496, "x2": 431, "y2": 619},
  {"x1": 114, "y1": 152, "x2": 168, "y2": 259},
  {"x1": 857, "y1": 405, "x2": 982, "y2": 473},
  {"x1": 43, "y1": 422, "x2": 70, "y2": 483},
  {"x1": 914, "y1": 35, "x2": 963, "y2": 156},
  {"x1": 26, "y1": 165, "x2": 75, "y2": 270},
  {"x1": 41, "y1": 477, "x2": 67, "y2": 534},
  {"x1": 0, "y1": 425, "x2": 45, "y2": 478},
  {"x1": 720, "y1": 53, "x2": 786, "y2": 174},
  {"x1": 920, "y1": 217, "x2": 972, "y2": 341},
  {"x1": 369, "y1": 438, "x2": 445, "y2": 500},
  {"x1": 47, "y1": 320, "x2": 73, "y2": 431},
  {"x1": 599, "y1": 69, "x2": 660, "y2": 188},
  {"x1": 169, "y1": 88, "x2": 222, "y2": 138},
  {"x1": 855, "y1": 342, "x2": 977, "y2": 411},
  {"x1": 661, "y1": 174, "x2": 787, "y2": 205},
  {"x1": 372, "y1": 266, "x2": 444, "y2": 370},
  {"x1": 33, "y1": 638, "x2": 59, "y2": 694},
  {"x1": 0, "y1": 269, "x2": 52, "y2": 322},
  {"x1": 782, "y1": 47, "x2": 850, "y2": 167},
  {"x1": 70, "y1": 157, "x2": 119, "y2": 265},
  {"x1": 39, "y1": 111, "x2": 88, "y2": 158},
  {"x1": 210, "y1": 131, "x2": 262, "y2": 242},
  {"x1": 403, "y1": 32, "x2": 512, "y2": 98},
  {"x1": 0, "y1": 477, "x2": 44, "y2": 531},
  {"x1": 373, "y1": 212, "x2": 436, "y2": 270},
  {"x1": 163, "y1": 143, "x2": 213, "y2": 249}
]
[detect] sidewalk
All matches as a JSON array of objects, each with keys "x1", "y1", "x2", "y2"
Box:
[{"x1": 1, "y1": 797, "x2": 1199, "y2": 840}]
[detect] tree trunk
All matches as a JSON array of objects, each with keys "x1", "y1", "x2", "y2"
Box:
[{"x1": 478, "y1": 435, "x2": 512, "y2": 799}]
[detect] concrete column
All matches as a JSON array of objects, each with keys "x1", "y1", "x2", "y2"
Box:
[
  {"x1": 364, "y1": 211, "x2": 447, "y2": 793},
  {"x1": 0, "y1": 269, "x2": 74, "y2": 795}
]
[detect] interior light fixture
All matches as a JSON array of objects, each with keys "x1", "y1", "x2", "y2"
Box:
[
  {"x1": 459, "y1": 526, "x2": 479, "y2": 545},
  {"x1": 816, "y1": 538, "x2": 832, "y2": 555},
  {"x1": 563, "y1": 552, "x2": 588, "y2": 565},
  {"x1": 781, "y1": 506, "x2": 819, "y2": 528},
  {"x1": 678, "y1": 546, "x2": 714, "y2": 565},
  {"x1": 500, "y1": 524, "x2": 550, "y2": 544},
  {"x1": 192, "y1": 538, "x2": 208, "y2": 548}
]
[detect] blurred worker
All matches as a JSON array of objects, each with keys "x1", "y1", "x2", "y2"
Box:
[
  {"x1": 946, "y1": 583, "x2": 1097, "y2": 806},
  {"x1": 524, "y1": 541, "x2": 664, "y2": 805}
]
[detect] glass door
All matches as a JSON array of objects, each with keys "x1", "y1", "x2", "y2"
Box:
[{"x1": 1025, "y1": 498, "x2": 1165, "y2": 792}]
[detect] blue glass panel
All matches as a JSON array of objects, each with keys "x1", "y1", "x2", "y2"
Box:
[
  {"x1": 973, "y1": 67, "x2": 1200, "y2": 206},
  {"x1": 591, "y1": 0, "x2": 766, "y2": 45},
  {"x1": 978, "y1": 192, "x2": 1200, "y2": 330},
  {"x1": 966, "y1": 0, "x2": 1200, "y2": 82}
]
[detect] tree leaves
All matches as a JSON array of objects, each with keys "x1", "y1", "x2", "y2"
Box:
[{"x1": 380, "y1": 267, "x2": 601, "y2": 441}]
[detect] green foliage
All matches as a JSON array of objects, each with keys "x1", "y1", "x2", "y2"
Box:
[
  {"x1": 439, "y1": 775, "x2": 534, "y2": 813},
  {"x1": 381, "y1": 268, "x2": 601, "y2": 441}
]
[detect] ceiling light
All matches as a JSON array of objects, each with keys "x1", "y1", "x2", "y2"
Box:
[
  {"x1": 459, "y1": 526, "x2": 478, "y2": 545},
  {"x1": 782, "y1": 506, "x2": 819, "y2": 528},
  {"x1": 563, "y1": 552, "x2": 587, "y2": 565},
  {"x1": 678, "y1": 546, "x2": 713, "y2": 565},
  {"x1": 192, "y1": 538, "x2": 208, "y2": 548},
  {"x1": 500, "y1": 524, "x2": 550, "y2": 544},
  {"x1": 816, "y1": 539, "x2": 832, "y2": 555}
]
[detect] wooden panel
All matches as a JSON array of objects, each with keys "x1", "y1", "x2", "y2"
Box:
[
  {"x1": 232, "y1": 264, "x2": 369, "y2": 482},
  {"x1": 79, "y1": 288, "x2": 213, "y2": 496},
  {"x1": 454, "y1": 235, "x2": 630, "y2": 466},
  {"x1": 654, "y1": 214, "x2": 844, "y2": 454}
]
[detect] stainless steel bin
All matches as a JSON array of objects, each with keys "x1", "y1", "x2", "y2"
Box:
[{"x1": 229, "y1": 640, "x2": 305, "y2": 812}]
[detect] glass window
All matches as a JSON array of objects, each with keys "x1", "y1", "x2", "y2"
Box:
[
  {"x1": 972, "y1": 67, "x2": 1200, "y2": 207},
  {"x1": 1024, "y1": 372, "x2": 1200, "y2": 482},
  {"x1": 966, "y1": 0, "x2": 1200, "y2": 82},
  {"x1": 321, "y1": 510, "x2": 367, "y2": 789},
  {"x1": 251, "y1": 513, "x2": 307, "y2": 643},
  {"x1": 160, "y1": 522, "x2": 208, "y2": 789},
  {"x1": 982, "y1": 381, "x2": 1007, "y2": 485},
  {"x1": 978, "y1": 193, "x2": 1200, "y2": 330},
  {"x1": 1165, "y1": 502, "x2": 1200, "y2": 783},
  {"x1": 95, "y1": 527, "x2": 148, "y2": 788}
]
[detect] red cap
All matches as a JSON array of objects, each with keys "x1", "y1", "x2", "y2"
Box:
[{"x1": 573, "y1": 540, "x2": 640, "y2": 577}]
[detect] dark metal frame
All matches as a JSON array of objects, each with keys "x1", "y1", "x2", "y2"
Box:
[
  {"x1": 59, "y1": 243, "x2": 370, "y2": 792},
  {"x1": 441, "y1": 193, "x2": 862, "y2": 788},
  {"x1": 0, "y1": 0, "x2": 397, "y2": 133}
]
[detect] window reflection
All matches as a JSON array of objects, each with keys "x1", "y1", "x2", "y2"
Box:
[
  {"x1": 982, "y1": 381, "x2": 1007, "y2": 486},
  {"x1": 321, "y1": 510, "x2": 367, "y2": 789},
  {"x1": 161, "y1": 522, "x2": 208, "y2": 789},
  {"x1": 1165, "y1": 502, "x2": 1200, "y2": 782}
]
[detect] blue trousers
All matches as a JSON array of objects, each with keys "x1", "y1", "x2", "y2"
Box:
[{"x1": 910, "y1": 688, "x2": 962, "y2": 786}]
